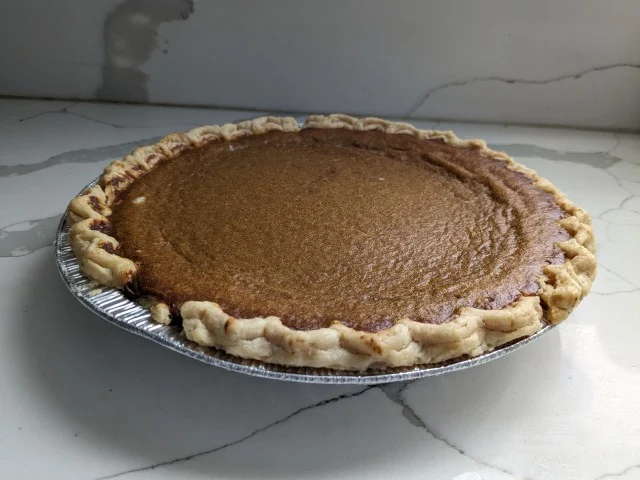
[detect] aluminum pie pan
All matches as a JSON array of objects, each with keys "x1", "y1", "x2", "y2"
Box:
[{"x1": 55, "y1": 178, "x2": 553, "y2": 384}]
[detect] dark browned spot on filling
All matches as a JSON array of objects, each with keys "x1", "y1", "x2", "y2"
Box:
[{"x1": 110, "y1": 129, "x2": 568, "y2": 332}]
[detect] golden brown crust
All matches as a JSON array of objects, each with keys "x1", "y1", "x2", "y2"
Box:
[{"x1": 67, "y1": 114, "x2": 596, "y2": 371}]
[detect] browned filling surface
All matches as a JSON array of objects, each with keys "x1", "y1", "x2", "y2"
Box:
[{"x1": 109, "y1": 129, "x2": 568, "y2": 332}]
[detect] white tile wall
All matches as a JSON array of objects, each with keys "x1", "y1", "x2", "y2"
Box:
[{"x1": 1, "y1": 0, "x2": 639, "y2": 129}]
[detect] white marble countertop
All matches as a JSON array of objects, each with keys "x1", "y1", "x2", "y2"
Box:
[{"x1": 1, "y1": 99, "x2": 638, "y2": 480}]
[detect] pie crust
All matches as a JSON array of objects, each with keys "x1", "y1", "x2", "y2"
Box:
[{"x1": 68, "y1": 115, "x2": 596, "y2": 371}]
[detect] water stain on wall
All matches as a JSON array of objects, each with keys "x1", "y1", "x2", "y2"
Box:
[{"x1": 96, "y1": 0, "x2": 194, "y2": 103}]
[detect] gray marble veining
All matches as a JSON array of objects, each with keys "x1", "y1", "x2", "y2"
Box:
[
  {"x1": 0, "y1": 215, "x2": 60, "y2": 257},
  {"x1": 407, "y1": 63, "x2": 640, "y2": 117}
]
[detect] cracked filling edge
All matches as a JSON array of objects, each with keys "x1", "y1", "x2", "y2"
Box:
[{"x1": 67, "y1": 114, "x2": 597, "y2": 371}]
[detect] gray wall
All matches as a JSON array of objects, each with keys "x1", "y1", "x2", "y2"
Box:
[{"x1": 2, "y1": 0, "x2": 639, "y2": 130}]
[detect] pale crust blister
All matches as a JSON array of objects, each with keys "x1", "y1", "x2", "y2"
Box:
[{"x1": 68, "y1": 114, "x2": 597, "y2": 371}]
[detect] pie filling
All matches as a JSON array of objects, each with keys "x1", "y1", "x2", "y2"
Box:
[{"x1": 107, "y1": 129, "x2": 568, "y2": 332}]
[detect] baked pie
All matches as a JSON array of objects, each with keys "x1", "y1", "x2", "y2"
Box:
[{"x1": 68, "y1": 115, "x2": 596, "y2": 370}]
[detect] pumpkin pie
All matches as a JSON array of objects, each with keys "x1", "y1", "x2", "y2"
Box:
[{"x1": 68, "y1": 115, "x2": 596, "y2": 371}]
